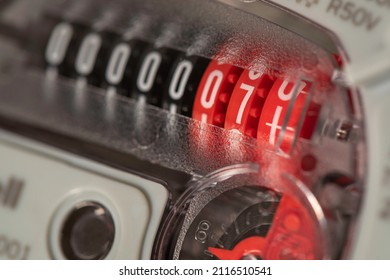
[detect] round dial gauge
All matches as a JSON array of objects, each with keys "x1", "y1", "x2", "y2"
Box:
[{"x1": 176, "y1": 185, "x2": 322, "y2": 260}]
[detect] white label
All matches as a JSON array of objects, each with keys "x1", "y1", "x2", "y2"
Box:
[
  {"x1": 105, "y1": 43, "x2": 131, "y2": 85},
  {"x1": 45, "y1": 22, "x2": 73, "y2": 66},
  {"x1": 0, "y1": 137, "x2": 168, "y2": 259},
  {"x1": 136, "y1": 52, "x2": 162, "y2": 92},
  {"x1": 75, "y1": 33, "x2": 102, "y2": 76}
]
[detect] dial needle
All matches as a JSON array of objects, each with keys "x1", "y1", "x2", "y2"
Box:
[{"x1": 208, "y1": 236, "x2": 266, "y2": 260}]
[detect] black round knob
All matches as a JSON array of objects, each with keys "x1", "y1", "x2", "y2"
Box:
[{"x1": 61, "y1": 202, "x2": 115, "y2": 260}]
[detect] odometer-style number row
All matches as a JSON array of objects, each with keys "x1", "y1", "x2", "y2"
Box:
[{"x1": 44, "y1": 21, "x2": 320, "y2": 150}]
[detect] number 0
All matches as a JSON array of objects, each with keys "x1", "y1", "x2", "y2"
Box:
[
  {"x1": 137, "y1": 52, "x2": 162, "y2": 92},
  {"x1": 169, "y1": 60, "x2": 193, "y2": 100},
  {"x1": 45, "y1": 22, "x2": 73, "y2": 66},
  {"x1": 105, "y1": 43, "x2": 131, "y2": 85},
  {"x1": 200, "y1": 70, "x2": 223, "y2": 109}
]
